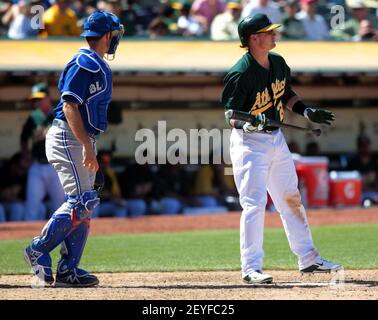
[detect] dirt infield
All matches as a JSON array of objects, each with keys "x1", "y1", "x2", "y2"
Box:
[
  {"x1": 1, "y1": 207, "x2": 377, "y2": 300},
  {"x1": 1, "y1": 270, "x2": 377, "y2": 300}
]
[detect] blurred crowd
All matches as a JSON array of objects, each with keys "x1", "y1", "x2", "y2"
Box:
[
  {"x1": 0, "y1": 0, "x2": 377, "y2": 41},
  {"x1": 0, "y1": 82, "x2": 377, "y2": 223},
  {"x1": 0, "y1": 146, "x2": 241, "y2": 222}
]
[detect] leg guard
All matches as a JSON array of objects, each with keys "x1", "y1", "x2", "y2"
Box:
[
  {"x1": 58, "y1": 218, "x2": 90, "y2": 271},
  {"x1": 31, "y1": 213, "x2": 72, "y2": 254},
  {"x1": 56, "y1": 218, "x2": 99, "y2": 287},
  {"x1": 25, "y1": 213, "x2": 72, "y2": 284}
]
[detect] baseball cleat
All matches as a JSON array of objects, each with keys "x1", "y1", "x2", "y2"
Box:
[
  {"x1": 55, "y1": 263, "x2": 99, "y2": 287},
  {"x1": 24, "y1": 246, "x2": 54, "y2": 285},
  {"x1": 300, "y1": 258, "x2": 343, "y2": 274},
  {"x1": 242, "y1": 271, "x2": 273, "y2": 284}
]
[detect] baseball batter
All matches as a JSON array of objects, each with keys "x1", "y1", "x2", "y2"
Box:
[
  {"x1": 24, "y1": 10, "x2": 124, "y2": 287},
  {"x1": 222, "y1": 13, "x2": 342, "y2": 284}
]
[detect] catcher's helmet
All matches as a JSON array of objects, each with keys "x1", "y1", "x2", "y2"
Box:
[
  {"x1": 81, "y1": 10, "x2": 122, "y2": 37},
  {"x1": 238, "y1": 13, "x2": 281, "y2": 47},
  {"x1": 81, "y1": 10, "x2": 124, "y2": 57}
]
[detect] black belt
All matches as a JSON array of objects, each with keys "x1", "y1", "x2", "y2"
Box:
[{"x1": 52, "y1": 119, "x2": 98, "y2": 139}]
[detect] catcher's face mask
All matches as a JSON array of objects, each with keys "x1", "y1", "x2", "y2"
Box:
[{"x1": 105, "y1": 25, "x2": 124, "y2": 61}]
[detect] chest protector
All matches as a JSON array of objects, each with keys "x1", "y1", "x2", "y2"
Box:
[{"x1": 76, "y1": 50, "x2": 112, "y2": 135}]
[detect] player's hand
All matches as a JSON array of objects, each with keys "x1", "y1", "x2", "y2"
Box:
[
  {"x1": 304, "y1": 108, "x2": 335, "y2": 125},
  {"x1": 82, "y1": 143, "x2": 99, "y2": 172},
  {"x1": 242, "y1": 114, "x2": 266, "y2": 133}
]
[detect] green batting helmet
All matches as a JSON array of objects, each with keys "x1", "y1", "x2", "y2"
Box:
[{"x1": 238, "y1": 13, "x2": 281, "y2": 47}]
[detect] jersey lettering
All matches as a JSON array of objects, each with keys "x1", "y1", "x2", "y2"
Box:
[
  {"x1": 250, "y1": 78, "x2": 286, "y2": 118},
  {"x1": 251, "y1": 88, "x2": 271, "y2": 112},
  {"x1": 276, "y1": 100, "x2": 284, "y2": 121},
  {"x1": 271, "y1": 78, "x2": 286, "y2": 101},
  {"x1": 89, "y1": 81, "x2": 102, "y2": 94}
]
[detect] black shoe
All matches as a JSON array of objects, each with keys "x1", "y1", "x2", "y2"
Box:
[{"x1": 55, "y1": 267, "x2": 99, "y2": 287}]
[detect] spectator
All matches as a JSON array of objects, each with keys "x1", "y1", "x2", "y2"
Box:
[
  {"x1": 151, "y1": 163, "x2": 194, "y2": 214},
  {"x1": 192, "y1": 163, "x2": 220, "y2": 207},
  {"x1": 331, "y1": 0, "x2": 378, "y2": 41},
  {"x1": 215, "y1": 161, "x2": 241, "y2": 211},
  {"x1": 242, "y1": 0, "x2": 283, "y2": 23},
  {"x1": 147, "y1": 3, "x2": 178, "y2": 38},
  {"x1": 40, "y1": 0, "x2": 81, "y2": 37},
  {"x1": 120, "y1": 163, "x2": 153, "y2": 217},
  {"x1": 103, "y1": 0, "x2": 138, "y2": 36},
  {"x1": 92, "y1": 150, "x2": 127, "y2": 218},
  {"x1": 210, "y1": 0, "x2": 242, "y2": 40},
  {"x1": 0, "y1": 1, "x2": 13, "y2": 36},
  {"x1": 2, "y1": 0, "x2": 40, "y2": 39},
  {"x1": 96, "y1": 0, "x2": 107, "y2": 10},
  {"x1": 351, "y1": 19, "x2": 378, "y2": 41},
  {"x1": 102, "y1": 0, "x2": 122, "y2": 19},
  {"x1": 296, "y1": 0, "x2": 329, "y2": 40},
  {"x1": 154, "y1": 2, "x2": 180, "y2": 35},
  {"x1": 71, "y1": 0, "x2": 97, "y2": 27},
  {"x1": 21, "y1": 82, "x2": 65, "y2": 221},
  {"x1": 148, "y1": 16, "x2": 169, "y2": 38},
  {"x1": 0, "y1": 152, "x2": 29, "y2": 221},
  {"x1": 191, "y1": 0, "x2": 227, "y2": 32},
  {"x1": 280, "y1": 0, "x2": 306, "y2": 40},
  {"x1": 129, "y1": 0, "x2": 157, "y2": 36},
  {"x1": 347, "y1": 135, "x2": 378, "y2": 192},
  {"x1": 176, "y1": 1, "x2": 206, "y2": 37}
]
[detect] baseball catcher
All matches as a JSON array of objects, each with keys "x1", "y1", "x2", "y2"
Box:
[{"x1": 24, "y1": 10, "x2": 124, "y2": 287}]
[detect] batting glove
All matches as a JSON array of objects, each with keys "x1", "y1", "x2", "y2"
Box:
[
  {"x1": 304, "y1": 108, "x2": 335, "y2": 125},
  {"x1": 242, "y1": 114, "x2": 266, "y2": 133}
]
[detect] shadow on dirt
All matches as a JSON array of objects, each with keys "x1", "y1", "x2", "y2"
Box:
[{"x1": 1, "y1": 280, "x2": 377, "y2": 290}]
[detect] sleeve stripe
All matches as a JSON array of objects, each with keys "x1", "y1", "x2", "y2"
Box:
[{"x1": 62, "y1": 91, "x2": 84, "y2": 105}]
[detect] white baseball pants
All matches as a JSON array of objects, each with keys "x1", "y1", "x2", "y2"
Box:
[
  {"x1": 230, "y1": 128, "x2": 321, "y2": 275},
  {"x1": 46, "y1": 124, "x2": 97, "y2": 198}
]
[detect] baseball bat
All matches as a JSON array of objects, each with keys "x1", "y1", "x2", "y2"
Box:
[{"x1": 225, "y1": 109, "x2": 322, "y2": 137}]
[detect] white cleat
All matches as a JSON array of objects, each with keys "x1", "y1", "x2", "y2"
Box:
[
  {"x1": 242, "y1": 271, "x2": 273, "y2": 284},
  {"x1": 300, "y1": 258, "x2": 343, "y2": 274}
]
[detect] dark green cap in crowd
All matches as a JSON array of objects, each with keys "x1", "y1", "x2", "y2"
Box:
[{"x1": 29, "y1": 83, "x2": 49, "y2": 100}]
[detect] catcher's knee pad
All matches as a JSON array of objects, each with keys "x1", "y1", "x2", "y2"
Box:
[
  {"x1": 31, "y1": 214, "x2": 72, "y2": 254},
  {"x1": 68, "y1": 191, "x2": 100, "y2": 221}
]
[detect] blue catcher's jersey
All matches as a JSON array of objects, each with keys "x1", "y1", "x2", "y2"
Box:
[{"x1": 54, "y1": 48, "x2": 113, "y2": 136}]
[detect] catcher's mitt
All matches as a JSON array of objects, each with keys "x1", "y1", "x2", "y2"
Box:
[{"x1": 94, "y1": 171, "x2": 105, "y2": 192}]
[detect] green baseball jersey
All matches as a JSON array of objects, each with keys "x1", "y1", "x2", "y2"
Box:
[{"x1": 222, "y1": 51, "x2": 297, "y2": 124}]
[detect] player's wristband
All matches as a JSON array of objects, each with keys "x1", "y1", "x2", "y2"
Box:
[
  {"x1": 292, "y1": 100, "x2": 307, "y2": 116},
  {"x1": 233, "y1": 120, "x2": 246, "y2": 129}
]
